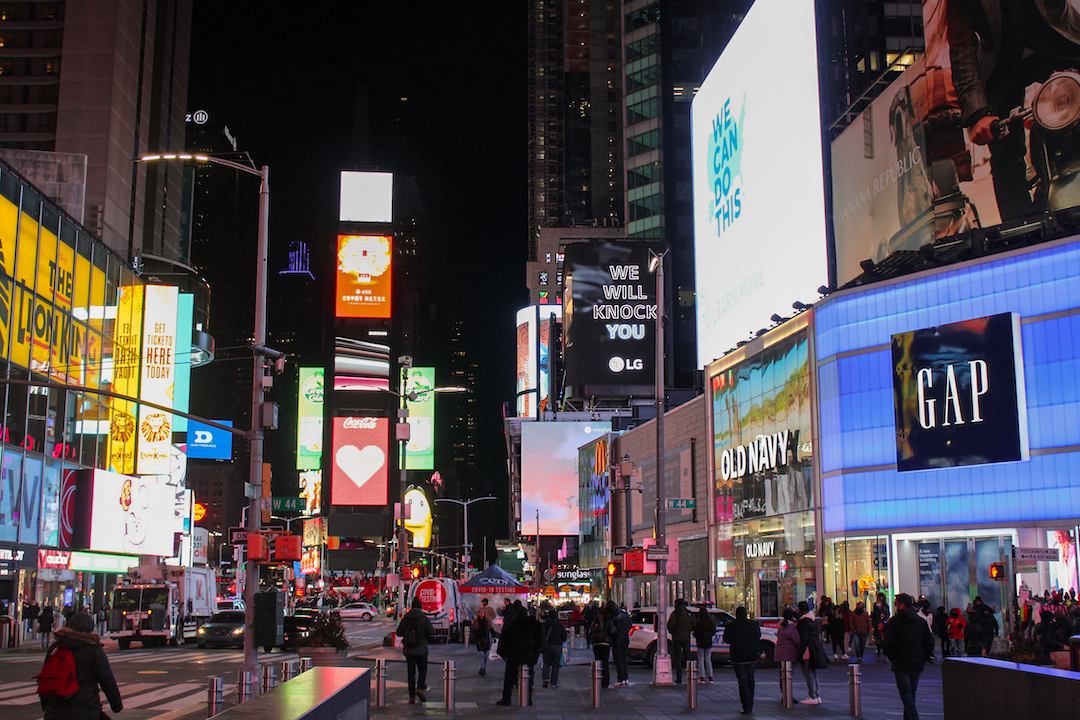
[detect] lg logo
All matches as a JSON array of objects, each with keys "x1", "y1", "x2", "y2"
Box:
[
  {"x1": 193, "y1": 430, "x2": 213, "y2": 445},
  {"x1": 608, "y1": 356, "x2": 643, "y2": 373}
]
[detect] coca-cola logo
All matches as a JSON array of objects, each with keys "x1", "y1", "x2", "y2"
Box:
[{"x1": 342, "y1": 416, "x2": 378, "y2": 429}]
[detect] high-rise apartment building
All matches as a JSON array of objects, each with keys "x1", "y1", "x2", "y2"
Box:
[
  {"x1": 620, "y1": 0, "x2": 750, "y2": 388},
  {"x1": 527, "y1": 0, "x2": 624, "y2": 262},
  {"x1": 0, "y1": 0, "x2": 193, "y2": 262}
]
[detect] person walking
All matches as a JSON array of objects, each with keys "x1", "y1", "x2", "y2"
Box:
[
  {"x1": 971, "y1": 597, "x2": 998, "y2": 656},
  {"x1": 933, "y1": 606, "x2": 950, "y2": 658},
  {"x1": 692, "y1": 606, "x2": 717, "y2": 684},
  {"x1": 724, "y1": 606, "x2": 762, "y2": 715},
  {"x1": 540, "y1": 608, "x2": 567, "y2": 689},
  {"x1": 583, "y1": 601, "x2": 597, "y2": 649},
  {"x1": 95, "y1": 606, "x2": 108, "y2": 637},
  {"x1": 472, "y1": 605, "x2": 493, "y2": 676},
  {"x1": 882, "y1": 593, "x2": 934, "y2": 720},
  {"x1": 667, "y1": 598, "x2": 694, "y2": 684},
  {"x1": 796, "y1": 601, "x2": 828, "y2": 705},
  {"x1": 774, "y1": 607, "x2": 801, "y2": 702},
  {"x1": 588, "y1": 605, "x2": 612, "y2": 689},
  {"x1": 850, "y1": 602, "x2": 871, "y2": 662},
  {"x1": 871, "y1": 592, "x2": 891, "y2": 661},
  {"x1": 609, "y1": 601, "x2": 632, "y2": 687},
  {"x1": 26, "y1": 601, "x2": 39, "y2": 639},
  {"x1": 497, "y1": 605, "x2": 542, "y2": 706},
  {"x1": 829, "y1": 602, "x2": 848, "y2": 660},
  {"x1": 395, "y1": 597, "x2": 434, "y2": 705},
  {"x1": 39, "y1": 611, "x2": 122, "y2": 720},
  {"x1": 38, "y1": 605, "x2": 55, "y2": 649},
  {"x1": 946, "y1": 608, "x2": 966, "y2": 657}
]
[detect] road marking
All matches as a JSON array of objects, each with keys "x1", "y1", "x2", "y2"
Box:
[{"x1": 123, "y1": 682, "x2": 204, "y2": 709}]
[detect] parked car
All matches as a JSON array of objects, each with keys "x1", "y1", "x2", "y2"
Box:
[
  {"x1": 335, "y1": 602, "x2": 377, "y2": 621},
  {"x1": 282, "y1": 613, "x2": 316, "y2": 649},
  {"x1": 216, "y1": 599, "x2": 244, "y2": 611},
  {"x1": 196, "y1": 610, "x2": 246, "y2": 649},
  {"x1": 626, "y1": 606, "x2": 778, "y2": 667}
]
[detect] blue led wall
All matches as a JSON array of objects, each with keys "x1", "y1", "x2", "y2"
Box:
[{"x1": 815, "y1": 238, "x2": 1080, "y2": 534}]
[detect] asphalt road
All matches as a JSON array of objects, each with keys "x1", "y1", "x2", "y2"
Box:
[{"x1": 0, "y1": 616, "x2": 391, "y2": 720}]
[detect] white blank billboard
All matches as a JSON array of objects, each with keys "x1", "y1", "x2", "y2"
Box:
[
  {"x1": 691, "y1": 0, "x2": 829, "y2": 367},
  {"x1": 340, "y1": 171, "x2": 393, "y2": 223}
]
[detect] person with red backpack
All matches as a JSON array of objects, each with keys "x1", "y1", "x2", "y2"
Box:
[{"x1": 38, "y1": 611, "x2": 122, "y2": 720}]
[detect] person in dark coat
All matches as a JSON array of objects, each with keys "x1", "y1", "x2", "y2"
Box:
[
  {"x1": 692, "y1": 606, "x2": 717, "y2": 683},
  {"x1": 933, "y1": 606, "x2": 950, "y2": 658},
  {"x1": 666, "y1": 599, "x2": 694, "y2": 684},
  {"x1": 608, "y1": 601, "x2": 632, "y2": 687},
  {"x1": 40, "y1": 612, "x2": 122, "y2": 720},
  {"x1": 540, "y1": 609, "x2": 567, "y2": 689},
  {"x1": 472, "y1": 606, "x2": 493, "y2": 676},
  {"x1": 871, "y1": 592, "x2": 890, "y2": 661},
  {"x1": 882, "y1": 594, "x2": 934, "y2": 720},
  {"x1": 497, "y1": 605, "x2": 542, "y2": 706},
  {"x1": 583, "y1": 601, "x2": 598, "y2": 648},
  {"x1": 723, "y1": 606, "x2": 762, "y2": 715},
  {"x1": 588, "y1": 604, "x2": 613, "y2": 688},
  {"x1": 38, "y1": 605, "x2": 55, "y2": 649},
  {"x1": 396, "y1": 597, "x2": 434, "y2": 704},
  {"x1": 796, "y1": 601, "x2": 828, "y2": 705},
  {"x1": 970, "y1": 596, "x2": 998, "y2": 656}
]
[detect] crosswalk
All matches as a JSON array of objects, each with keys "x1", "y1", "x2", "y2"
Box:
[
  {"x1": 0, "y1": 678, "x2": 233, "y2": 712},
  {"x1": 0, "y1": 647, "x2": 299, "y2": 668}
]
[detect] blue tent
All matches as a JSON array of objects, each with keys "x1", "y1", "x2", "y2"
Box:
[{"x1": 460, "y1": 564, "x2": 527, "y2": 593}]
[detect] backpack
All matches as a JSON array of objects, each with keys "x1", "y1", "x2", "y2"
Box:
[
  {"x1": 37, "y1": 644, "x2": 79, "y2": 700},
  {"x1": 403, "y1": 617, "x2": 421, "y2": 647}
]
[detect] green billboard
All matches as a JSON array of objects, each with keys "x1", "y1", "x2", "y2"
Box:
[
  {"x1": 296, "y1": 367, "x2": 324, "y2": 470},
  {"x1": 403, "y1": 366, "x2": 435, "y2": 470}
]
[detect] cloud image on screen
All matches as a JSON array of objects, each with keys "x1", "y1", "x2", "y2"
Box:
[{"x1": 521, "y1": 421, "x2": 610, "y2": 536}]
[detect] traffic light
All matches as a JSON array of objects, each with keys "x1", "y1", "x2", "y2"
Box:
[
  {"x1": 989, "y1": 562, "x2": 1007, "y2": 581},
  {"x1": 410, "y1": 565, "x2": 422, "y2": 580},
  {"x1": 606, "y1": 561, "x2": 621, "y2": 578}
]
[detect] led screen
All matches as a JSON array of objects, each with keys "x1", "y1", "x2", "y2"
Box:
[
  {"x1": 521, "y1": 421, "x2": 610, "y2": 536},
  {"x1": 691, "y1": 0, "x2": 829, "y2": 366},
  {"x1": 515, "y1": 305, "x2": 559, "y2": 418},
  {"x1": 73, "y1": 469, "x2": 175, "y2": 556},
  {"x1": 340, "y1": 171, "x2": 393, "y2": 223},
  {"x1": 296, "y1": 367, "x2": 324, "y2": 470},
  {"x1": 402, "y1": 367, "x2": 435, "y2": 470},
  {"x1": 403, "y1": 485, "x2": 433, "y2": 549},
  {"x1": 136, "y1": 284, "x2": 178, "y2": 475},
  {"x1": 331, "y1": 416, "x2": 388, "y2": 506},
  {"x1": 334, "y1": 337, "x2": 390, "y2": 392},
  {"x1": 187, "y1": 419, "x2": 234, "y2": 461},
  {"x1": 335, "y1": 234, "x2": 392, "y2": 318}
]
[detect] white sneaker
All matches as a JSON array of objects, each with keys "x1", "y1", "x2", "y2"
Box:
[{"x1": 799, "y1": 697, "x2": 822, "y2": 705}]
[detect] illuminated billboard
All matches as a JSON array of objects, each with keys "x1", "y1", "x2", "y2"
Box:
[
  {"x1": 109, "y1": 285, "x2": 144, "y2": 475},
  {"x1": 404, "y1": 485, "x2": 433, "y2": 549},
  {"x1": 334, "y1": 337, "x2": 390, "y2": 392},
  {"x1": 136, "y1": 284, "x2": 179, "y2": 475},
  {"x1": 340, "y1": 171, "x2": 393, "y2": 223},
  {"x1": 403, "y1": 367, "x2": 435, "y2": 470},
  {"x1": 690, "y1": 0, "x2": 829, "y2": 366},
  {"x1": 515, "y1": 305, "x2": 559, "y2": 418},
  {"x1": 296, "y1": 367, "x2": 324, "y2": 470},
  {"x1": 331, "y1": 416, "x2": 389, "y2": 506},
  {"x1": 336, "y1": 234, "x2": 392, "y2": 318},
  {"x1": 299, "y1": 469, "x2": 322, "y2": 515},
  {"x1": 72, "y1": 469, "x2": 175, "y2": 556},
  {"x1": 521, "y1": 421, "x2": 610, "y2": 536}
]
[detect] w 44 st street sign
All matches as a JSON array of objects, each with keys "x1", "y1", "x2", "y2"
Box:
[
  {"x1": 666, "y1": 498, "x2": 696, "y2": 509},
  {"x1": 272, "y1": 497, "x2": 304, "y2": 514}
]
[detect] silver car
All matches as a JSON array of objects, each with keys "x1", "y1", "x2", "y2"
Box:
[{"x1": 626, "y1": 606, "x2": 778, "y2": 667}]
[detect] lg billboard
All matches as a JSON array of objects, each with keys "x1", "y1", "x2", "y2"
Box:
[
  {"x1": 690, "y1": 0, "x2": 829, "y2": 367},
  {"x1": 331, "y1": 416, "x2": 388, "y2": 506}
]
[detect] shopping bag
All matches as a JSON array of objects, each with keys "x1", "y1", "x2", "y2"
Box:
[
  {"x1": 560, "y1": 644, "x2": 570, "y2": 667},
  {"x1": 488, "y1": 637, "x2": 501, "y2": 661}
]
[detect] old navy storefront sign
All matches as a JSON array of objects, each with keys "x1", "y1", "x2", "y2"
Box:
[
  {"x1": 718, "y1": 430, "x2": 793, "y2": 481},
  {"x1": 891, "y1": 312, "x2": 1029, "y2": 472}
]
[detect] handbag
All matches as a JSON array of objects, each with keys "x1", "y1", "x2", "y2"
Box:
[
  {"x1": 560, "y1": 644, "x2": 569, "y2": 667},
  {"x1": 488, "y1": 637, "x2": 501, "y2": 661}
]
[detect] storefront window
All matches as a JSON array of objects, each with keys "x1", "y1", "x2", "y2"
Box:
[
  {"x1": 732, "y1": 511, "x2": 815, "y2": 616},
  {"x1": 824, "y1": 537, "x2": 890, "y2": 606}
]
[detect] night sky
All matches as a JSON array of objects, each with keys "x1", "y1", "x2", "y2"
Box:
[{"x1": 188, "y1": 4, "x2": 527, "y2": 547}]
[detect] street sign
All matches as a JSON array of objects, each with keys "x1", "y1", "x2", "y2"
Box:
[
  {"x1": 1015, "y1": 547, "x2": 1060, "y2": 563},
  {"x1": 666, "y1": 498, "x2": 696, "y2": 509},
  {"x1": 646, "y1": 545, "x2": 670, "y2": 560},
  {"x1": 612, "y1": 546, "x2": 627, "y2": 556},
  {"x1": 272, "y1": 497, "x2": 305, "y2": 514},
  {"x1": 229, "y1": 527, "x2": 248, "y2": 545}
]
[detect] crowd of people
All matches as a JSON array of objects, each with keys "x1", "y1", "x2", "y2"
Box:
[{"x1": 1017, "y1": 588, "x2": 1080, "y2": 661}]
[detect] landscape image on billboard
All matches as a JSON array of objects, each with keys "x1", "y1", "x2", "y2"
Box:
[
  {"x1": 335, "y1": 234, "x2": 392, "y2": 318},
  {"x1": 521, "y1": 421, "x2": 610, "y2": 536},
  {"x1": 831, "y1": 0, "x2": 1080, "y2": 285}
]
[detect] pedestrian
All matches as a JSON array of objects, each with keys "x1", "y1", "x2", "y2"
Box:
[
  {"x1": 917, "y1": 602, "x2": 935, "y2": 662},
  {"x1": 796, "y1": 601, "x2": 828, "y2": 705},
  {"x1": 540, "y1": 608, "x2": 567, "y2": 689},
  {"x1": 583, "y1": 600, "x2": 597, "y2": 648},
  {"x1": 945, "y1": 608, "x2": 966, "y2": 657},
  {"x1": 774, "y1": 608, "x2": 801, "y2": 691},
  {"x1": 472, "y1": 604, "x2": 493, "y2": 676},
  {"x1": 971, "y1": 596, "x2": 998, "y2": 656},
  {"x1": 38, "y1": 605, "x2": 55, "y2": 649},
  {"x1": 692, "y1": 605, "x2": 717, "y2": 684},
  {"x1": 95, "y1": 606, "x2": 108, "y2": 637},
  {"x1": 588, "y1": 604, "x2": 612, "y2": 688},
  {"x1": 964, "y1": 608, "x2": 984, "y2": 657},
  {"x1": 26, "y1": 601, "x2": 39, "y2": 638},
  {"x1": 882, "y1": 593, "x2": 934, "y2": 720},
  {"x1": 609, "y1": 601, "x2": 632, "y2": 687},
  {"x1": 667, "y1": 598, "x2": 694, "y2": 684},
  {"x1": 818, "y1": 596, "x2": 834, "y2": 648},
  {"x1": 62, "y1": 604, "x2": 74, "y2": 627},
  {"x1": 933, "y1": 606, "x2": 950, "y2": 658},
  {"x1": 850, "y1": 601, "x2": 871, "y2": 662},
  {"x1": 871, "y1": 592, "x2": 890, "y2": 661},
  {"x1": 395, "y1": 597, "x2": 434, "y2": 705},
  {"x1": 38, "y1": 611, "x2": 122, "y2": 720},
  {"x1": 723, "y1": 606, "x2": 762, "y2": 715},
  {"x1": 496, "y1": 603, "x2": 542, "y2": 706},
  {"x1": 830, "y1": 601, "x2": 848, "y2": 659}
]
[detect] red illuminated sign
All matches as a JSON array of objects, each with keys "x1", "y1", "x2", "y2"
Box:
[{"x1": 331, "y1": 417, "x2": 389, "y2": 506}]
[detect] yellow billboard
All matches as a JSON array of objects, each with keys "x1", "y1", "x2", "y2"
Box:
[
  {"x1": 109, "y1": 285, "x2": 143, "y2": 475},
  {"x1": 136, "y1": 285, "x2": 178, "y2": 475}
]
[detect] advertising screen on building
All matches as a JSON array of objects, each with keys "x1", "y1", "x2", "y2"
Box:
[
  {"x1": 691, "y1": 0, "x2": 829, "y2": 367},
  {"x1": 109, "y1": 285, "x2": 144, "y2": 475},
  {"x1": 562, "y1": 241, "x2": 657, "y2": 389},
  {"x1": 521, "y1": 421, "x2": 610, "y2": 536},
  {"x1": 187, "y1": 419, "x2": 234, "y2": 461},
  {"x1": 334, "y1": 337, "x2": 390, "y2": 391},
  {"x1": 403, "y1": 367, "x2": 435, "y2": 470},
  {"x1": 335, "y1": 234, "x2": 392, "y2": 318},
  {"x1": 137, "y1": 284, "x2": 179, "y2": 475},
  {"x1": 577, "y1": 435, "x2": 612, "y2": 570},
  {"x1": 892, "y1": 312, "x2": 1028, "y2": 472},
  {"x1": 515, "y1": 305, "x2": 560, "y2": 418},
  {"x1": 403, "y1": 485, "x2": 433, "y2": 549},
  {"x1": 340, "y1": 171, "x2": 393, "y2": 223},
  {"x1": 299, "y1": 469, "x2": 322, "y2": 515},
  {"x1": 830, "y1": 1, "x2": 1080, "y2": 285},
  {"x1": 296, "y1": 367, "x2": 324, "y2": 470},
  {"x1": 72, "y1": 469, "x2": 175, "y2": 556},
  {"x1": 331, "y1": 416, "x2": 388, "y2": 505}
]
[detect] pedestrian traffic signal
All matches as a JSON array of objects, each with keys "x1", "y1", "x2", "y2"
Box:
[
  {"x1": 989, "y1": 562, "x2": 1006, "y2": 581},
  {"x1": 410, "y1": 565, "x2": 422, "y2": 580},
  {"x1": 606, "y1": 561, "x2": 621, "y2": 578}
]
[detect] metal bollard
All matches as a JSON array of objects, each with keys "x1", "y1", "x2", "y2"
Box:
[
  {"x1": 686, "y1": 660, "x2": 697, "y2": 709},
  {"x1": 279, "y1": 659, "x2": 297, "y2": 683},
  {"x1": 261, "y1": 663, "x2": 278, "y2": 692},
  {"x1": 517, "y1": 664, "x2": 531, "y2": 707},
  {"x1": 463, "y1": 623, "x2": 471, "y2": 649},
  {"x1": 207, "y1": 676, "x2": 224, "y2": 708},
  {"x1": 298, "y1": 656, "x2": 313, "y2": 674},
  {"x1": 443, "y1": 660, "x2": 456, "y2": 712},
  {"x1": 237, "y1": 670, "x2": 254, "y2": 703},
  {"x1": 779, "y1": 661, "x2": 794, "y2": 709},
  {"x1": 847, "y1": 663, "x2": 861, "y2": 718},
  {"x1": 591, "y1": 660, "x2": 602, "y2": 708},
  {"x1": 374, "y1": 658, "x2": 388, "y2": 707}
]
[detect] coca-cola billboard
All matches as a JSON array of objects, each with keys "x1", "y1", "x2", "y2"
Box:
[{"x1": 331, "y1": 416, "x2": 388, "y2": 506}]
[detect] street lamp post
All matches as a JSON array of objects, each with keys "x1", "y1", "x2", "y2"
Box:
[
  {"x1": 139, "y1": 152, "x2": 271, "y2": 676},
  {"x1": 619, "y1": 454, "x2": 637, "y2": 609},
  {"x1": 649, "y1": 249, "x2": 672, "y2": 686},
  {"x1": 433, "y1": 496, "x2": 496, "y2": 569}
]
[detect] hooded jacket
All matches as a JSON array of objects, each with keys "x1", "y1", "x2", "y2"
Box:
[
  {"x1": 797, "y1": 611, "x2": 829, "y2": 669},
  {"x1": 498, "y1": 611, "x2": 543, "y2": 664},
  {"x1": 396, "y1": 607, "x2": 434, "y2": 657},
  {"x1": 41, "y1": 626, "x2": 122, "y2": 720},
  {"x1": 609, "y1": 603, "x2": 632, "y2": 649},
  {"x1": 722, "y1": 615, "x2": 762, "y2": 664},
  {"x1": 666, "y1": 604, "x2": 694, "y2": 645},
  {"x1": 882, "y1": 607, "x2": 935, "y2": 673}
]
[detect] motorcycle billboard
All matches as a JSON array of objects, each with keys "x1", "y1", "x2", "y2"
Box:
[{"x1": 831, "y1": 0, "x2": 1080, "y2": 286}]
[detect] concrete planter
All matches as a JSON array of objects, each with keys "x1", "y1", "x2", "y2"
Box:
[{"x1": 298, "y1": 645, "x2": 349, "y2": 667}]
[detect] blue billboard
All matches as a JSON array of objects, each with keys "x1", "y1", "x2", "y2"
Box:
[{"x1": 187, "y1": 419, "x2": 234, "y2": 461}]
